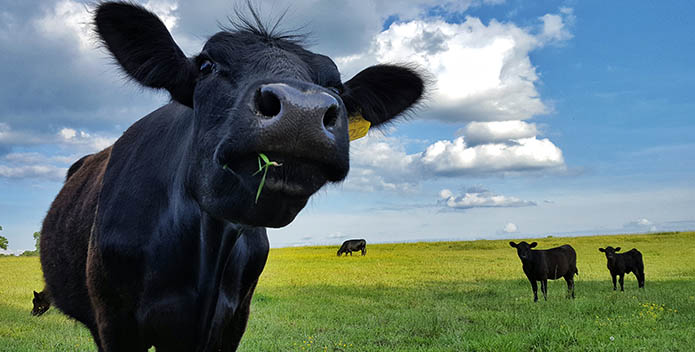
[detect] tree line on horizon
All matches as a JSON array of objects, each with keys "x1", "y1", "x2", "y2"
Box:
[{"x1": 0, "y1": 225, "x2": 40, "y2": 257}]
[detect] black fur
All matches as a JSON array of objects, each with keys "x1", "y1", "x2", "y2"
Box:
[
  {"x1": 40, "y1": 2, "x2": 425, "y2": 351},
  {"x1": 31, "y1": 290, "x2": 51, "y2": 316},
  {"x1": 598, "y1": 246, "x2": 645, "y2": 291},
  {"x1": 510, "y1": 241, "x2": 578, "y2": 302}
]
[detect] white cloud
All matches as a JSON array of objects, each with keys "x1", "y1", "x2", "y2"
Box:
[
  {"x1": 340, "y1": 10, "x2": 573, "y2": 123},
  {"x1": 35, "y1": 0, "x2": 93, "y2": 52},
  {"x1": 438, "y1": 186, "x2": 536, "y2": 210},
  {"x1": 503, "y1": 222, "x2": 518, "y2": 233},
  {"x1": 419, "y1": 136, "x2": 564, "y2": 175},
  {"x1": 623, "y1": 218, "x2": 657, "y2": 232},
  {"x1": 459, "y1": 120, "x2": 539, "y2": 145},
  {"x1": 0, "y1": 164, "x2": 66, "y2": 181},
  {"x1": 343, "y1": 132, "x2": 565, "y2": 191}
]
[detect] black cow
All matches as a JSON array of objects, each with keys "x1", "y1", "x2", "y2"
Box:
[
  {"x1": 31, "y1": 290, "x2": 51, "y2": 316},
  {"x1": 39, "y1": 2, "x2": 424, "y2": 351},
  {"x1": 509, "y1": 241, "x2": 578, "y2": 302},
  {"x1": 598, "y1": 246, "x2": 645, "y2": 291},
  {"x1": 337, "y1": 239, "x2": 366, "y2": 256}
]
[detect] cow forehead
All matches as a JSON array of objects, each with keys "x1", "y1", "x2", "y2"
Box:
[{"x1": 201, "y1": 31, "x2": 339, "y2": 84}]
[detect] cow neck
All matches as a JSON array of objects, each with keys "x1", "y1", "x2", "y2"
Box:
[{"x1": 197, "y1": 212, "x2": 245, "y2": 292}]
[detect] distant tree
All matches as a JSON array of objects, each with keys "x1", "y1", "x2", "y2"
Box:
[
  {"x1": 0, "y1": 225, "x2": 7, "y2": 250},
  {"x1": 33, "y1": 231, "x2": 40, "y2": 252}
]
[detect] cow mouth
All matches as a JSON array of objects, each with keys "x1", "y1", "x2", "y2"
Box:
[{"x1": 219, "y1": 152, "x2": 342, "y2": 199}]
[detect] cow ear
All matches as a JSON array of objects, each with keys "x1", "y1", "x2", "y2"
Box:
[
  {"x1": 342, "y1": 65, "x2": 425, "y2": 127},
  {"x1": 529, "y1": 242, "x2": 538, "y2": 248},
  {"x1": 509, "y1": 241, "x2": 517, "y2": 248},
  {"x1": 615, "y1": 247, "x2": 621, "y2": 252},
  {"x1": 599, "y1": 248, "x2": 605, "y2": 252},
  {"x1": 95, "y1": 2, "x2": 197, "y2": 107},
  {"x1": 33, "y1": 290, "x2": 38, "y2": 297}
]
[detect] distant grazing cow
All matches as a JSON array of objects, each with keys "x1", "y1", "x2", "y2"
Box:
[
  {"x1": 598, "y1": 246, "x2": 645, "y2": 291},
  {"x1": 31, "y1": 290, "x2": 51, "y2": 316},
  {"x1": 39, "y1": 2, "x2": 424, "y2": 350},
  {"x1": 509, "y1": 241, "x2": 578, "y2": 302},
  {"x1": 337, "y1": 239, "x2": 366, "y2": 256}
]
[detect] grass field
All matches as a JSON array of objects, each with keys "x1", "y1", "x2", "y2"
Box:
[{"x1": 1, "y1": 232, "x2": 694, "y2": 351}]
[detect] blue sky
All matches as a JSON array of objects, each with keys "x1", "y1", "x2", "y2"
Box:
[{"x1": 1, "y1": 0, "x2": 694, "y2": 253}]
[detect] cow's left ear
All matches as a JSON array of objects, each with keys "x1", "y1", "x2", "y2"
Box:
[
  {"x1": 598, "y1": 248, "x2": 605, "y2": 252},
  {"x1": 509, "y1": 241, "x2": 518, "y2": 248},
  {"x1": 95, "y1": 2, "x2": 197, "y2": 107},
  {"x1": 615, "y1": 247, "x2": 621, "y2": 252},
  {"x1": 529, "y1": 242, "x2": 538, "y2": 248},
  {"x1": 342, "y1": 65, "x2": 425, "y2": 127}
]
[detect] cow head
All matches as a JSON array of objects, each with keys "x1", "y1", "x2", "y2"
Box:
[
  {"x1": 31, "y1": 290, "x2": 50, "y2": 316},
  {"x1": 598, "y1": 246, "x2": 621, "y2": 262},
  {"x1": 509, "y1": 241, "x2": 537, "y2": 260},
  {"x1": 95, "y1": 3, "x2": 424, "y2": 227}
]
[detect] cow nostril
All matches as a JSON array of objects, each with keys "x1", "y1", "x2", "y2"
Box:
[
  {"x1": 323, "y1": 105, "x2": 338, "y2": 129},
  {"x1": 255, "y1": 88, "x2": 281, "y2": 118}
]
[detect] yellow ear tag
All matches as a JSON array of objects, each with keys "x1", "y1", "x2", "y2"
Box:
[{"x1": 348, "y1": 114, "x2": 371, "y2": 141}]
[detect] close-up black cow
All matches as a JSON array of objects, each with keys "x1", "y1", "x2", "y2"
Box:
[
  {"x1": 337, "y1": 239, "x2": 367, "y2": 256},
  {"x1": 39, "y1": 2, "x2": 424, "y2": 351},
  {"x1": 598, "y1": 246, "x2": 645, "y2": 291},
  {"x1": 509, "y1": 241, "x2": 578, "y2": 302}
]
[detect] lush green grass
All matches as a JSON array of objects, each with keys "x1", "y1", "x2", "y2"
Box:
[{"x1": 1, "y1": 232, "x2": 694, "y2": 351}]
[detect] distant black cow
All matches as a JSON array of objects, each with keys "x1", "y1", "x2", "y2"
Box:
[
  {"x1": 509, "y1": 241, "x2": 578, "y2": 302},
  {"x1": 39, "y1": 2, "x2": 424, "y2": 351},
  {"x1": 31, "y1": 290, "x2": 51, "y2": 316},
  {"x1": 598, "y1": 246, "x2": 645, "y2": 291},
  {"x1": 337, "y1": 239, "x2": 366, "y2": 256}
]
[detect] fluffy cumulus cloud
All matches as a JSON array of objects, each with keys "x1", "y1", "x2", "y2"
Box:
[
  {"x1": 503, "y1": 222, "x2": 518, "y2": 233},
  {"x1": 459, "y1": 121, "x2": 540, "y2": 146},
  {"x1": 419, "y1": 136, "x2": 564, "y2": 175},
  {"x1": 339, "y1": 8, "x2": 574, "y2": 123},
  {"x1": 344, "y1": 132, "x2": 564, "y2": 189},
  {"x1": 438, "y1": 186, "x2": 536, "y2": 210},
  {"x1": 337, "y1": 6, "x2": 572, "y2": 186}
]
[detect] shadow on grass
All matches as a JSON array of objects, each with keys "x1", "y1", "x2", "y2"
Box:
[{"x1": 0, "y1": 303, "x2": 96, "y2": 352}]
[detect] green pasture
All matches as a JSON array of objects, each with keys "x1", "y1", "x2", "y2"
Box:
[{"x1": 1, "y1": 232, "x2": 694, "y2": 351}]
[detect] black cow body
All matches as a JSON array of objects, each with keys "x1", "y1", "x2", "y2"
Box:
[
  {"x1": 337, "y1": 239, "x2": 366, "y2": 256},
  {"x1": 40, "y1": 2, "x2": 424, "y2": 351},
  {"x1": 509, "y1": 241, "x2": 578, "y2": 302},
  {"x1": 599, "y1": 246, "x2": 645, "y2": 291}
]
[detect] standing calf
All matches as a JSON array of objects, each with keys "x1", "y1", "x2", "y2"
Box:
[
  {"x1": 598, "y1": 246, "x2": 645, "y2": 291},
  {"x1": 509, "y1": 241, "x2": 578, "y2": 302}
]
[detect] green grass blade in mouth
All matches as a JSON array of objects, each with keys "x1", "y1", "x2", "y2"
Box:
[{"x1": 254, "y1": 153, "x2": 282, "y2": 203}]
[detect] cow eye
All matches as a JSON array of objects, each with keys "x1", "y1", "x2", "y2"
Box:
[{"x1": 200, "y1": 60, "x2": 216, "y2": 75}]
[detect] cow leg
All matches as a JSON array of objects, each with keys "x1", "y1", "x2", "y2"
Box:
[
  {"x1": 541, "y1": 280, "x2": 548, "y2": 301},
  {"x1": 635, "y1": 271, "x2": 644, "y2": 288},
  {"x1": 611, "y1": 274, "x2": 617, "y2": 290},
  {"x1": 565, "y1": 276, "x2": 575, "y2": 299},
  {"x1": 639, "y1": 271, "x2": 645, "y2": 288},
  {"x1": 93, "y1": 308, "x2": 147, "y2": 352},
  {"x1": 619, "y1": 274, "x2": 625, "y2": 291},
  {"x1": 530, "y1": 280, "x2": 538, "y2": 302}
]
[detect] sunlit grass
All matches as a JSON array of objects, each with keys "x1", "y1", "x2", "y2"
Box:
[{"x1": 1, "y1": 232, "x2": 693, "y2": 351}]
